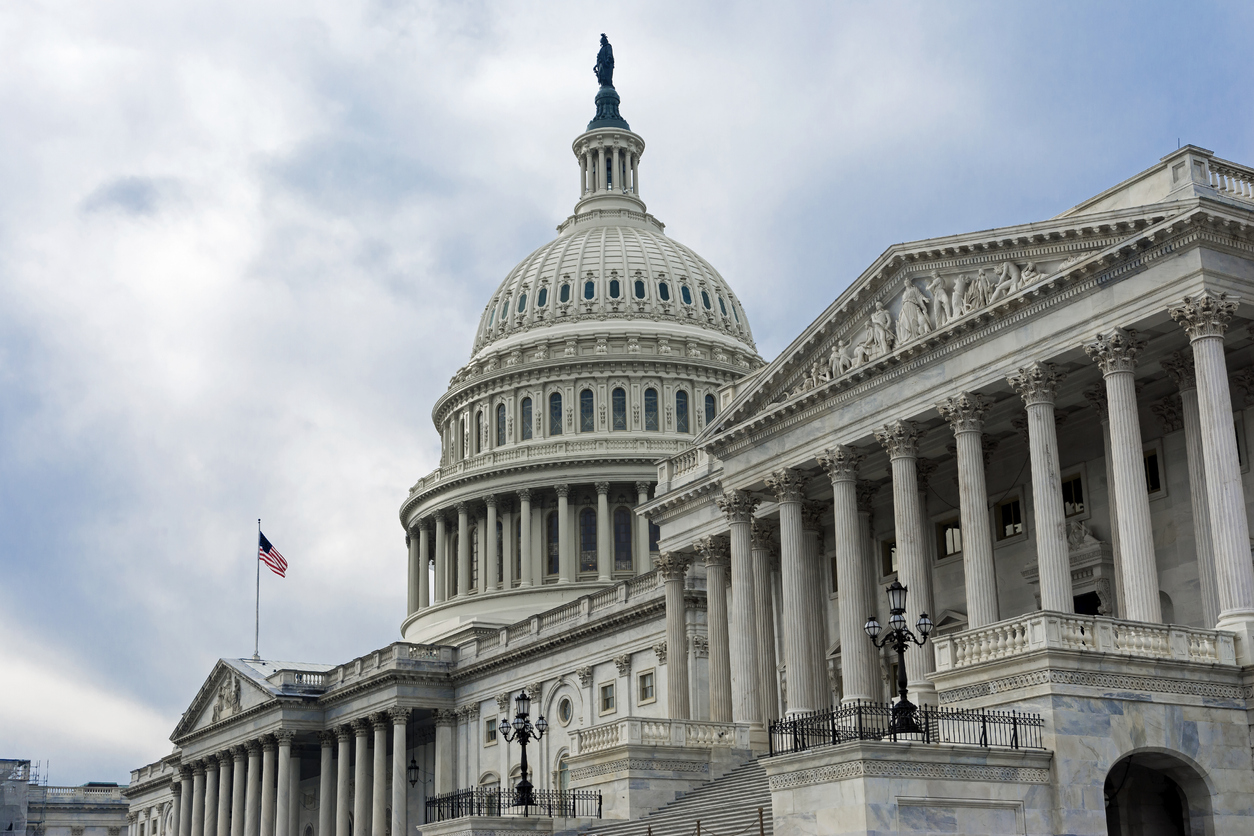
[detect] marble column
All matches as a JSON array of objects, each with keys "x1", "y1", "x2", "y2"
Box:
[
  {"x1": 406, "y1": 530, "x2": 420, "y2": 615},
  {"x1": 501, "y1": 503, "x2": 514, "y2": 588},
  {"x1": 657, "y1": 551, "x2": 694, "y2": 719},
  {"x1": 317, "y1": 734, "x2": 333, "y2": 836},
  {"x1": 518, "y1": 490, "x2": 534, "y2": 587},
  {"x1": 484, "y1": 496, "x2": 499, "y2": 593},
  {"x1": 171, "y1": 783, "x2": 183, "y2": 836},
  {"x1": 216, "y1": 753, "x2": 232, "y2": 836},
  {"x1": 1161, "y1": 352, "x2": 1220, "y2": 626},
  {"x1": 1171, "y1": 292, "x2": 1254, "y2": 648},
  {"x1": 766, "y1": 467, "x2": 817, "y2": 716},
  {"x1": 596, "y1": 482, "x2": 612, "y2": 581},
  {"x1": 202, "y1": 760, "x2": 218, "y2": 836},
  {"x1": 819, "y1": 447, "x2": 877, "y2": 703},
  {"x1": 259, "y1": 739, "x2": 276, "y2": 836},
  {"x1": 1084, "y1": 388, "x2": 1126, "y2": 618},
  {"x1": 750, "y1": 521, "x2": 780, "y2": 723},
  {"x1": 179, "y1": 768, "x2": 193, "y2": 836},
  {"x1": 1085, "y1": 330, "x2": 1161, "y2": 622},
  {"x1": 417, "y1": 520, "x2": 431, "y2": 610},
  {"x1": 936, "y1": 394, "x2": 999, "y2": 627},
  {"x1": 596, "y1": 147, "x2": 606, "y2": 192},
  {"x1": 433, "y1": 512, "x2": 447, "y2": 604},
  {"x1": 371, "y1": 716, "x2": 387, "y2": 836},
  {"x1": 1008, "y1": 363, "x2": 1074, "y2": 614},
  {"x1": 351, "y1": 720, "x2": 370, "y2": 836},
  {"x1": 556, "y1": 484, "x2": 572, "y2": 583},
  {"x1": 334, "y1": 728, "x2": 350, "y2": 836},
  {"x1": 855, "y1": 482, "x2": 883, "y2": 700},
  {"x1": 716, "y1": 490, "x2": 763, "y2": 732},
  {"x1": 285, "y1": 758, "x2": 298, "y2": 836},
  {"x1": 273, "y1": 733, "x2": 292, "y2": 836},
  {"x1": 228, "y1": 749, "x2": 245, "y2": 836},
  {"x1": 612, "y1": 147, "x2": 620, "y2": 191},
  {"x1": 389, "y1": 708, "x2": 408, "y2": 836},
  {"x1": 875, "y1": 421, "x2": 936, "y2": 702},
  {"x1": 697, "y1": 535, "x2": 733, "y2": 722},
  {"x1": 434, "y1": 711, "x2": 456, "y2": 795},
  {"x1": 579, "y1": 152, "x2": 587, "y2": 194},
  {"x1": 635, "y1": 482, "x2": 652, "y2": 574},
  {"x1": 242, "y1": 745, "x2": 260, "y2": 836},
  {"x1": 191, "y1": 764, "x2": 207, "y2": 836},
  {"x1": 456, "y1": 503, "x2": 470, "y2": 598}
]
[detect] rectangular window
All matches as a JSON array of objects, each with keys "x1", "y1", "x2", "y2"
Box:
[
  {"x1": 580, "y1": 389, "x2": 595, "y2": 432},
  {"x1": 1144, "y1": 450, "x2": 1163, "y2": 494},
  {"x1": 614, "y1": 508, "x2": 633, "y2": 571},
  {"x1": 1061, "y1": 475, "x2": 1085, "y2": 517},
  {"x1": 638, "y1": 671, "x2": 656, "y2": 704},
  {"x1": 580, "y1": 508, "x2": 597, "y2": 573},
  {"x1": 830, "y1": 554, "x2": 838, "y2": 594},
  {"x1": 521, "y1": 398, "x2": 533, "y2": 440},
  {"x1": 996, "y1": 497, "x2": 1023, "y2": 540},
  {"x1": 485, "y1": 719, "x2": 497, "y2": 745},
  {"x1": 600, "y1": 682, "x2": 616, "y2": 714},
  {"x1": 644, "y1": 389, "x2": 659, "y2": 431},
  {"x1": 881, "y1": 540, "x2": 897, "y2": 577},
  {"x1": 549, "y1": 393, "x2": 563, "y2": 436},
  {"x1": 936, "y1": 518, "x2": 962, "y2": 557}
]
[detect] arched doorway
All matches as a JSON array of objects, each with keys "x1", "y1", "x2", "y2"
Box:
[{"x1": 1105, "y1": 751, "x2": 1212, "y2": 835}]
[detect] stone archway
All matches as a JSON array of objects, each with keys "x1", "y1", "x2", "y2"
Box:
[{"x1": 1105, "y1": 750, "x2": 1213, "y2": 835}]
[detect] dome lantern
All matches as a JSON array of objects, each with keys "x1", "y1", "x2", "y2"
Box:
[{"x1": 572, "y1": 34, "x2": 646, "y2": 217}]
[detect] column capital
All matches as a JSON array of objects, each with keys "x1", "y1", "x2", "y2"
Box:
[
  {"x1": 193, "y1": 762, "x2": 208, "y2": 776},
  {"x1": 594, "y1": 481, "x2": 610, "y2": 495},
  {"x1": 1170, "y1": 291, "x2": 1239, "y2": 340},
  {"x1": 613, "y1": 653, "x2": 632, "y2": 676},
  {"x1": 319, "y1": 731, "x2": 337, "y2": 747},
  {"x1": 875, "y1": 419, "x2": 925, "y2": 459},
  {"x1": 371, "y1": 712, "x2": 391, "y2": 730},
  {"x1": 765, "y1": 467, "x2": 806, "y2": 503},
  {"x1": 652, "y1": 640, "x2": 668, "y2": 666},
  {"x1": 800, "y1": 500, "x2": 826, "y2": 533},
  {"x1": 216, "y1": 750, "x2": 232, "y2": 767},
  {"x1": 575, "y1": 666, "x2": 594, "y2": 688},
  {"x1": 855, "y1": 480, "x2": 879, "y2": 514},
  {"x1": 1084, "y1": 328, "x2": 1146, "y2": 375},
  {"x1": 455, "y1": 502, "x2": 469, "y2": 516},
  {"x1": 273, "y1": 729, "x2": 294, "y2": 745},
  {"x1": 1152, "y1": 394, "x2": 1184, "y2": 433},
  {"x1": 1009, "y1": 361, "x2": 1066, "y2": 405},
  {"x1": 483, "y1": 494, "x2": 498, "y2": 508},
  {"x1": 388, "y1": 706, "x2": 410, "y2": 726},
  {"x1": 981, "y1": 435, "x2": 999, "y2": 467},
  {"x1": 179, "y1": 765, "x2": 193, "y2": 781},
  {"x1": 817, "y1": 445, "x2": 862, "y2": 482},
  {"x1": 170, "y1": 782, "x2": 182, "y2": 797},
  {"x1": 495, "y1": 692, "x2": 513, "y2": 713},
  {"x1": 635, "y1": 481, "x2": 652, "y2": 496},
  {"x1": 351, "y1": 717, "x2": 372, "y2": 735},
  {"x1": 244, "y1": 740, "x2": 261, "y2": 756},
  {"x1": 524, "y1": 681, "x2": 542, "y2": 701},
  {"x1": 463, "y1": 703, "x2": 481, "y2": 720},
  {"x1": 715, "y1": 489, "x2": 758, "y2": 523},
  {"x1": 655, "y1": 550, "x2": 693, "y2": 580},
  {"x1": 696, "y1": 535, "x2": 729, "y2": 568},
  {"x1": 433, "y1": 709, "x2": 458, "y2": 728},
  {"x1": 433, "y1": 509, "x2": 447, "y2": 524},
  {"x1": 517, "y1": 487, "x2": 533, "y2": 503},
  {"x1": 335, "y1": 725, "x2": 353, "y2": 742},
  {"x1": 555, "y1": 483, "x2": 571, "y2": 498},
  {"x1": 936, "y1": 392, "x2": 990, "y2": 433},
  {"x1": 1161, "y1": 351, "x2": 1197, "y2": 391},
  {"x1": 749, "y1": 518, "x2": 775, "y2": 550},
  {"x1": 417, "y1": 517, "x2": 432, "y2": 532},
  {"x1": 231, "y1": 744, "x2": 247, "y2": 761}
]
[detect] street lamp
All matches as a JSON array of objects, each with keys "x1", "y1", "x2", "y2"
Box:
[
  {"x1": 499, "y1": 691, "x2": 547, "y2": 807},
  {"x1": 864, "y1": 580, "x2": 933, "y2": 735}
]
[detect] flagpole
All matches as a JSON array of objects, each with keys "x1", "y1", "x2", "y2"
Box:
[{"x1": 254, "y1": 518, "x2": 261, "y2": 661}]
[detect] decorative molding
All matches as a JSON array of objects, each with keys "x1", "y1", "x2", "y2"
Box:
[
  {"x1": 613, "y1": 653, "x2": 632, "y2": 676},
  {"x1": 695, "y1": 535, "x2": 729, "y2": 568},
  {"x1": 765, "y1": 468, "x2": 806, "y2": 503},
  {"x1": 936, "y1": 392, "x2": 990, "y2": 434},
  {"x1": 1084, "y1": 327, "x2": 1147, "y2": 375},
  {"x1": 817, "y1": 445, "x2": 862, "y2": 483},
  {"x1": 715, "y1": 489, "x2": 758, "y2": 524},
  {"x1": 568, "y1": 758, "x2": 709, "y2": 781},
  {"x1": 937, "y1": 667, "x2": 1245, "y2": 703},
  {"x1": 1008, "y1": 362, "x2": 1066, "y2": 407},
  {"x1": 1160, "y1": 351, "x2": 1197, "y2": 391},
  {"x1": 655, "y1": 551, "x2": 693, "y2": 581},
  {"x1": 875, "y1": 419, "x2": 925, "y2": 460},
  {"x1": 653, "y1": 641, "x2": 667, "y2": 666},
  {"x1": 1152, "y1": 394, "x2": 1184, "y2": 433},
  {"x1": 1169, "y1": 290, "x2": 1239, "y2": 340},
  {"x1": 576, "y1": 666, "x2": 594, "y2": 688},
  {"x1": 768, "y1": 759, "x2": 1050, "y2": 790}
]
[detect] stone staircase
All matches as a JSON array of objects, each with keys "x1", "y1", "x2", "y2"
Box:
[{"x1": 584, "y1": 759, "x2": 772, "y2": 836}]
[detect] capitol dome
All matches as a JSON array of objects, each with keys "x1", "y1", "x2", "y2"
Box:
[{"x1": 398, "y1": 55, "x2": 763, "y2": 644}]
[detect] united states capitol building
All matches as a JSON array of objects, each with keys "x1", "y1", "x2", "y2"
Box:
[{"x1": 124, "y1": 40, "x2": 1254, "y2": 836}]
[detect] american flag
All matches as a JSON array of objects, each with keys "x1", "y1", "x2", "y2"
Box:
[{"x1": 258, "y1": 531, "x2": 288, "y2": 578}]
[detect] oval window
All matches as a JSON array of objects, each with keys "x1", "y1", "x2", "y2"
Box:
[
  {"x1": 517, "y1": 293, "x2": 527, "y2": 313},
  {"x1": 718, "y1": 296, "x2": 727, "y2": 316},
  {"x1": 584, "y1": 280, "x2": 595, "y2": 300},
  {"x1": 560, "y1": 283, "x2": 571, "y2": 303},
  {"x1": 609, "y1": 279, "x2": 621, "y2": 299},
  {"x1": 634, "y1": 280, "x2": 646, "y2": 299},
  {"x1": 559, "y1": 697, "x2": 573, "y2": 725},
  {"x1": 488, "y1": 306, "x2": 495, "y2": 325},
  {"x1": 701, "y1": 290, "x2": 712, "y2": 309},
  {"x1": 537, "y1": 287, "x2": 548, "y2": 307},
  {"x1": 732, "y1": 303, "x2": 740, "y2": 322},
  {"x1": 681, "y1": 285, "x2": 693, "y2": 305},
  {"x1": 659, "y1": 282, "x2": 671, "y2": 302}
]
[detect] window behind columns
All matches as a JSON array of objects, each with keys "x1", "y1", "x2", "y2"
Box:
[
  {"x1": 936, "y1": 518, "x2": 962, "y2": 557},
  {"x1": 613, "y1": 507, "x2": 632, "y2": 571},
  {"x1": 995, "y1": 497, "x2": 1023, "y2": 540},
  {"x1": 521, "y1": 397, "x2": 533, "y2": 440},
  {"x1": 549, "y1": 392, "x2": 563, "y2": 435},
  {"x1": 612, "y1": 388, "x2": 627, "y2": 430},
  {"x1": 470, "y1": 525, "x2": 478, "y2": 588},
  {"x1": 580, "y1": 389, "x2": 595, "y2": 432},
  {"x1": 451, "y1": 532, "x2": 459, "y2": 595},
  {"x1": 579, "y1": 507, "x2": 597, "y2": 573},
  {"x1": 514, "y1": 516, "x2": 522, "y2": 582},
  {"x1": 475, "y1": 411, "x2": 483, "y2": 455},
  {"x1": 546, "y1": 512, "x2": 559, "y2": 576},
  {"x1": 644, "y1": 388, "x2": 659, "y2": 431},
  {"x1": 704, "y1": 393, "x2": 716, "y2": 425},
  {"x1": 649, "y1": 522, "x2": 660, "y2": 553},
  {"x1": 496, "y1": 519, "x2": 504, "y2": 583},
  {"x1": 496, "y1": 403, "x2": 506, "y2": 446},
  {"x1": 675, "y1": 390, "x2": 690, "y2": 433}
]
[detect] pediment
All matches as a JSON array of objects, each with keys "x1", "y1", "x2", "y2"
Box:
[{"x1": 173, "y1": 660, "x2": 276, "y2": 740}]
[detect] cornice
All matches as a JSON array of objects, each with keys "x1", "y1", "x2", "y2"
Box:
[{"x1": 644, "y1": 477, "x2": 723, "y2": 523}]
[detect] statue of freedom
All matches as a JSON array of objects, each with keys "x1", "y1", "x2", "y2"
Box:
[{"x1": 594, "y1": 34, "x2": 614, "y2": 87}]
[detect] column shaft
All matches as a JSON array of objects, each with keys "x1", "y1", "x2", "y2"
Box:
[
  {"x1": 636, "y1": 483, "x2": 652, "y2": 574},
  {"x1": 390, "y1": 712, "x2": 408, "y2": 836},
  {"x1": 485, "y1": 499, "x2": 498, "y2": 593},
  {"x1": 371, "y1": 720, "x2": 386, "y2": 836},
  {"x1": 180, "y1": 772, "x2": 193, "y2": 836},
  {"x1": 229, "y1": 753, "x2": 245, "y2": 836},
  {"x1": 718, "y1": 492, "x2": 762, "y2": 729},
  {"x1": 259, "y1": 743, "x2": 275, "y2": 836},
  {"x1": 767, "y1": 467, "x2": 815, "y2": 716},
  {"x1": 518, "y1": 491, "x2": 534, "y2": 587},
  {"x1": 456, "y1": 505, "x2": 470, "y2": 597},
  {"x1": 203, "y1": 762, "x2": 218, "y2": 836},
  {"x1": 699, "y1": 538, "x2": 733, "y2": 722},
  {"x1": 433, "y1": 514, "x2": 447, "y2": 604},
  {"x1": 750, "y1": 527, "x2": 780, "y2": 722},
  {"x1": 658, "y1": 553, "x2": 692, "y2": 719},
  {"x1": 317, "y1": 737, "x2": 333, "y2": 836},
  {"x1": 352, "y1": 723, "x2": 369, "y2": 836},
  {"x1": 434, "y1": 715, "x2": 455, "y2": 796},
  {"x1": 216, "y1": 757, "x2": 232, "y2": 836},
  {"x1": 820, "y1": 448, "x2": 876, "y2": 703},
  {"x1": 334, "y1": 731, "x2": 350, "y2": 836},
  {"x1": 596, "y1": 483, "x2": 612, "y2": 581},
  {"x1": 557, "y1": 485, "x2": 572, "y2": 583},
  {"x1": 274, "y1": 735, "x2": 290, "y2": 836},
  {"x1": 406, "y1": 530, "x2": 420, "y2": 615},
  {"x1": 242, "y1": 747, "x2": 260, "y2": 836},
  {"x1": 502, "y1": 508, "x2": 514, "y2": 588},
  {"x1": 417, "y1": 524, "x2": 431, "y2": 610},
  {"x1": 801, "y1": 506, "x2": 830, "y2": 708},
  {"x1": 191, "y1": 768, "x2": 206, "y2": 836}
]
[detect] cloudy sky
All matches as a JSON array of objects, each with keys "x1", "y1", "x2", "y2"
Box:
[{"x1": 2, "y1": 0, "x2": 1252, "y2": 784}]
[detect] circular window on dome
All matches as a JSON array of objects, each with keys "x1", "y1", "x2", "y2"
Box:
[
  {"x1": 537, "y1": 287, "x2": 548, "y2": 307},
  {"x1": 560, "y1": 283, "x2": 571, "y2": 304},
  {"x1": 701, "y1": 290, "x2": 712, "y2": 310},
  {"x1": 658, "y1": 282, "x2": 670, "y2": 302},
  {"x1": 609, "y1": 279, "x2": 621, "y2": 299},
  {"x1": 584, "y1": 280, "x2": 595, "y2": 300},
  {"x1": 634, "y1": 280, "x2": 645, "y2": 299},
  {"x1": 558, "y1": 697, "x2": 573, "y2": 726},
  {"x1": 517, "y1": 293, "x2": 527, "y2": 313},
  {"x1": 681, "y1": 285, "x2": 693, "y2": 305}
]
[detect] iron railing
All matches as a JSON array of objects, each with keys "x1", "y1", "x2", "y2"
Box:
[
  {"x1": 768, "y1": 700, "x2": 1044, "y2": 755},
  {"x1": 424, "y1": 788, "x2": 602, "y2": 822}
]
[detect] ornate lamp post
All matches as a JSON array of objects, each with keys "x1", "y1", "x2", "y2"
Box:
[
  {"x1": 864, "y1": 580, "x2": 933, "y2": 735},
  {"x1": 498, "y1": 691, "x2": 547, "y2": 807}
]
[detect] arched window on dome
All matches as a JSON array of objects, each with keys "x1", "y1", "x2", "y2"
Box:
[
  {"x1": 717, "y1": 295, "x2": 727, "y2": 317},
  {"x1": 549, "y1": 392, "x2": 563, "y2": 435},
  {"x1": 583, "y1": 280, "x2": 595, "y2": 300},
  {"x1": 611, "y1": 388, "x2": 627, "y2": 430},
  {"x1": 701, "y1": 290, "x2": 712, "y2": 310},
  {"x1": 731, "y1": 302, "x2": 741, "y2": 323},
  {"x1": 501, "y1": 300, "x2": 509, "y2": 322},
  {"x1": 580, "y1": 389, "x2": 595, "y2": 432},
  {"x1": 613, "y1": 507, "x2": 632, "y2": 572},
  {"x1": 680, "y1": 285, "x2": 693, "y2": 305},
  {"x1": 609, "y1": 279, "x2": 620, "y2": 299},
  {"x1": 537, "y1": 287, "x2": 548, "y2": 307},
  {"x1": 675, "y1": 390, "x2": 690, "y2": 433},
  {"x1": 546, "y1": 512, "x2": 559, "y2": 576},
  {"x1": 475, "y1": 411, "x2": 483, "y2": 454},
  {"x1": 488, "y1": 305, "x2": 495, "y2": 326},
  {"x1": 579, "y1": 507, "x2": 597, "y2": 573},
  {"x1": 517, "y1": 293, "x2": 527, "y2": 313},
  {"x1": 658, "y1": 282, "x2": 671, "y2": 302},
  {"x1": 705, "y1": 393, "x2": 716, "y2": 426},
  {"x1": 520, "y1": 398, "x2": 533, "y2": 440},
  {"x1": 496, "y1": 403, "x2": 506, "y2": 446},
  {"x1": 634, "y1": 279, "x2": 646, "y2": 299},
  {"x1": 560, "y1": 283, "x2": 571, "y2": 304},
  {"x1": 644, "y1": 388, "x2": 659, "y2": 431}
]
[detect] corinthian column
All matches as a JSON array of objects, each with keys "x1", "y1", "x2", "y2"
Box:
[
  {"x1": 417, "y1": 519, "x2": 431, "y2": 610},
  {"x1": 875, "y1": 421, "x2": 935, "y2": 702},
  {"x1": 819, "y1": 447, "x2": 876, "y2": 703},
  {"x1": 936, "y1": 394, "x2": 999, "y2": 627},
  {"x1": 518, "y1": 490, "x2": 534, "y2": 587},
  {"x1": 1008, "y1": 363, "x2": 1073, "y2": 614},
  {"x1": 715, "y1": 490, "x2": 762, "y2": 732},
  {"x1": 697, "y1": 535, "x2": 733, "y2": 722},
  {"x1": 406, "y1": 530, "x2": 419, "y2": 615},
  {"x1": 556, "y1": 484, "x2": 572, "y2": 583},
  {"x1": 433, "y1": 711, "x2": 457, "y2": 796},
  {"x1": 484, "y1": 496, "x2": 498, "y2": 593},
  {"x1": 750, "y1": 520, "x2": 779, "y2": 723},
  {"x1": 389, "y1": 708, "x2": 409, "y2": 836},
  {"x1": 273, "y1": 732, "x2": 292, "y2": 836},
  {"x1": 1084, "y1": 388, "x2": 1126, "y2": 617},
  {"x1": 242, "y1": 745, "x2": 260, "y2": 836},
  {"x1": 215, "y1": 752, "x2": 232, "y2": 836},
  {"x1": 455, "y1": 503, "x2": 470, "y2": 597},
  {"x1": 190, "y1": 765, "x2": 206, "y2": 836},
  {"x1": 596, "y1": 482, "x2": 612, "y2": 581},
  {"x1": 765, "y1": 467, "x2": 816, "y2": 715},
  {"x1": 800, "y1": 501, "x2": 831, "y2": 708},
  {"x1": 1171, "y1": 293, "x2": 1254, "y2": 650},
  {"x1": 259, "y1": 739, "x2": 276, "y2": 836},
  {"x1": 351, "y1": 720, "x2": 369, "y2": 836},
  {"x1": 229, "y1": 749, "x2": 245, "y2": 836},
  {"x1": 371, "y1": 716, "x2": 387, "y2": 836},
  {"x1": 171, "y1": 782, "x2": 183, "y2": 836},
  {"x1": 657, "y1": 551, "x2": 694, "y2": 719},
  {"x1": 1085, "y1": 330, "x2": 1160, "y2": 622},
  {"x1": 636, "y1": 482, "x2": 652, "y2": 574},
  {"x1": 203, "y1": 758, "x2": 218, "y2": 836},
  {"x1": 333, "y1": 728, "x2": 350, "y2": 836},
  {"x1": 433, "y1": 512, "x2": 447, "y2": 604},
  {"x1": 316, "y1": 735, "x2": 333, "y2": 836}
]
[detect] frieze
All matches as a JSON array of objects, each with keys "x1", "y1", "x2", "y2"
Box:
[
  {"x1": 936, "y1": 667, "x2": 1245, "y2": 703},
  {"x1": 568, "y1": 758, "x2": 709, "y2": 781},
  {"x1": 767, "y1": 759, "x2": 1049, "y2": 790}
]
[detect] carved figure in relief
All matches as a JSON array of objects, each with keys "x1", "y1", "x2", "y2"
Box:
[
  {"x1": 964, "y1": 268, "x2": 991, "y2": 311},
  {"x1": 869, "y1": 301, "x2": 894, "y2": 357},
  {"x1": 1019, "y1": 261, "x2": 1046, "y2": 287},
  {"x1": 809, "y1": 359, "x2": 829, "y2": 389},
  {"x1": 897, "y1": 282, "x2": 932, "y2": 343},
  {"x1": 926, "y1": 271, "x2": 950, "y2": 328},
  {"x1": 850, "y1": 331, "x2": 874, "y2": 367},
  {"x1": 987, "y1": 262, "x2": 1019, "y2": 304},
  {"x1": 828, "y1": 339, "x2": 852, "y2": 377},
  {"x1": 1066, "y1": 519, "x2": 1101, "y2": 550},
  {"x1": 950, "y1": 273, "x2": 969, "y2": 318}
]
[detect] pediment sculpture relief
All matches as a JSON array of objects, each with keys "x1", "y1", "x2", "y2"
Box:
[{"x1": 211, "y1": 674, "x2": 242, "y2": 724}]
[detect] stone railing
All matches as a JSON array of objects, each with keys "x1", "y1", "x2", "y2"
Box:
[
  {"x1": 42, "y1": 786, "x2": 126, "y2": 802},
  {"x1": 1207, "y1": 158, "x2": 1254, "y2": 202},
  {"x1": 574, "y1": 718, "x2": 751, "y2": 755},
  {"x1": 933, "y1": 612, "x2": 1237, "y2": 673},
  {"x1": 656, "y1": 447, "x2": 721, "y2": 494}
]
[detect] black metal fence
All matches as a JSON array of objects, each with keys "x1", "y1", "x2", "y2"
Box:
[
  {"x1": 424, "y1": 788, "x2": 602, "y2": 822},
  {"x1": 768, "y1": 701, "x2": 1044, "y2": 755}
]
